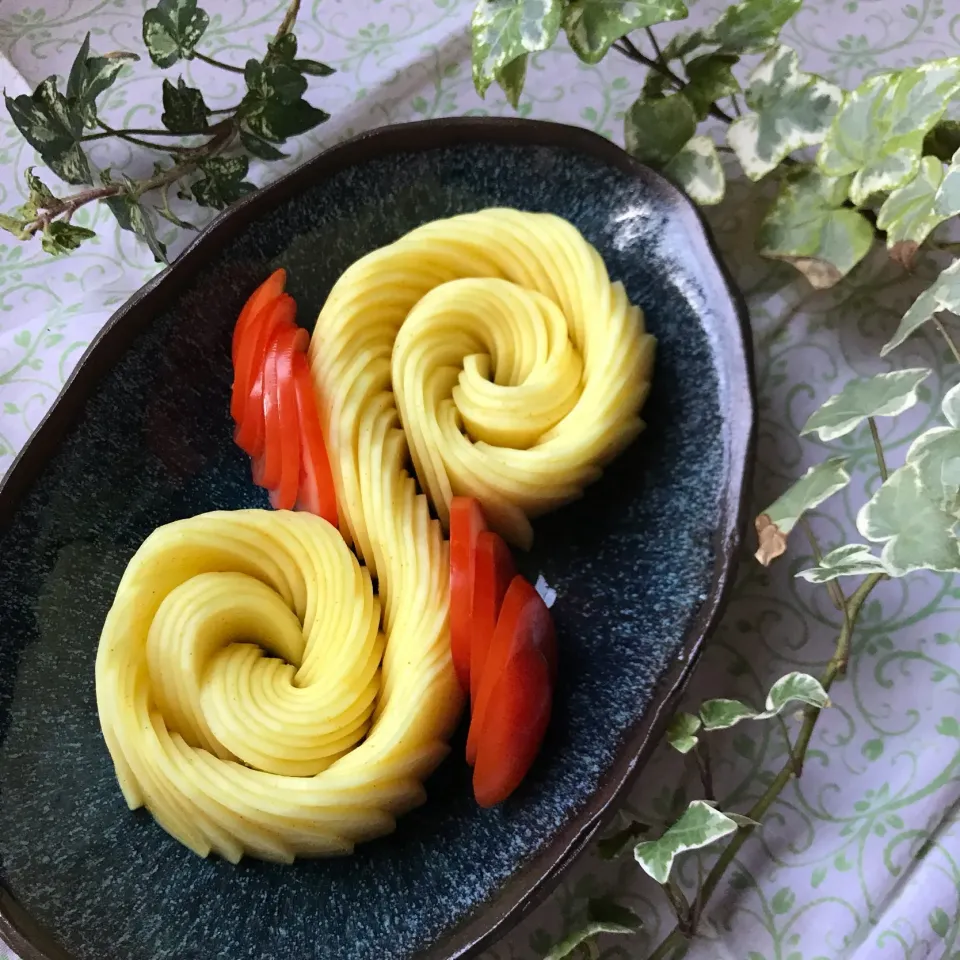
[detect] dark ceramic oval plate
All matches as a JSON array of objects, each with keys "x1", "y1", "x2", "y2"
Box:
[{"x1": 0, "y1": 118, "x2": 753, "y2": 960}]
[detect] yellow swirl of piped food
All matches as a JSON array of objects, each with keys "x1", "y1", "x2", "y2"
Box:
[
  {"x1": 310, "y1": 208, "x2": 656, "y2": 552},
  {"x1": 96, "y1": 509, "x2": 461, "y2": 863}
]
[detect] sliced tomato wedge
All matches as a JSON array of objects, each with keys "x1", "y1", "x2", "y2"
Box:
[
  {"x1": 292, "y1": 352, "x2": 338, "y2": 526},
  {"x1": 449, "y1": 497, "x2": 488, "y2": 694},
  {"x1": 234, "y1": 294, "x2": 297, "y2": 457},
  {"x1": 469, "y1": 530, "x2": 516, "y2": 706},
  {"x1": 467, "y1": 575, "x2": 557, "y2": 800},
  {"x1": 258, "y1": 324, "x2": 308, "y2": 502},
  {"x1": 231, "y1": 269, "x2": 286, "y2": 416}
]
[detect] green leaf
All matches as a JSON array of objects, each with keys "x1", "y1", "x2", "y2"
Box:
[
  {"x1": 240, "y1": 128, "x2": 288, "y2": 161},
  {"x1": 800, "y1": 368, "x2": 931, "y2": 442},
  {"x1": 192, "y1": 156, "x2": 257, "y2": 210},
  {"x1": 704, "y1": 0, "x2": 802, "y2": 54},
  {"x1": 665, "y1": 711, "x2": 701, "y2": 753},
  {"x1": 496, "y1": 53, "x2": 527, "y2": 108},
  {"x1": 239, "y1": 59, "x2": 329, "y2": 144},
  {"x1": 818, "y1": 60, "x2": 960, "y2": 205},
  {"x1": 66, "y1": 33, "x2": 138, "y2": 128},
  {"x1": 471, "y1": 0, "x2": 563, "y2": 99},
  {"x1": 665, "y1": 135, "x2": 724, "y2": 205},
  {"x1": 543, "y1": 898, "x2": 641, "y2": 960},
  {"x1": 797, "y1": 543, "x2": 889, "y2": 582},
  {"x1": 931, "y1": 907, "x2": 950, "y2": 939},
  {"x1": 0, "y1": 213, "x2": 27, "y2": 238},
  {"x1": 661, "y1": 28, "x2": 706, "y2": 61},
  {"x1": 245, "y1": 58, "x2": 307, "y2": 107},
  {"x1": 104, "y1": 192, "x2": 168, "y2": 263},
  {"x1": 699, "y1": 698, "x2": 757, "y2": 731},
  {"x1": 757, "y1": 168, "x2": 874, "y2": 289},
  {"x1": 858, "y1": 463, "x2": 960, "y2": 575},
  {"x1": 597, "y1": 821, "x2": 651, "y2": 859},
  {"x1": 758, "y1": 456, "x2": 851, "y2": 537},
  {"x1": 684, "y1": 53, "x2": 739, "y2": 121},
  {"x1": 294, "y1": 58, "x2": 335, "y2": 77},
  {"x1": 562, "y1": 0, "x2": 688, "y2": 65},
  {"x1": 25, "y1": 167, "x2": 56, "y2": 207},
  {"x1": 877, "y1": 156, "x2": 948, "y2": 266},
  {"x1": 771, "y1": 887, "x2": 796, "y2": 915},
  {"x1": 5, "y1": 77, "x2": 91, "y2": 185},
  {"x1": 242, "y1": 98, "x2": 328, "y2": 143},
  {"x1": 728, "y1": 45, "x2": 843, "y2": 181},
  {"x1": 882, "y1": 259, "x2": 960, "y2": 355},
  {"x1": 161, "y1": 77, "x2": 210, "y2": 134},
  {"x1": 934, "y1": 147, "x2": 960, "y2": 220},
  {"x1": 40, "y1": 221, "x2": 96, "y2": 255},
  {"x1": 924, "y1": 119, "x2": 960, "y2": 163},
  {"x1": 624, "y1": 94, "x2": 697, "y2": 167},
  {"x1": 634, "y1": 801, "x2": 739, "y2": 884},
  {"x1": 943, "y1": 383, "x2": 960, "y2": 429},
  {"x1": 264, "y1": 32, "x2": 335, "y2": 77},
  {"x1": 725, "y1": 812, "x2": 761, "y2": 828},
  {"x1": 766, "y1": 672, "x2": 830, "y2": 712},
  {"x1": 142, "y1": 0, "x2": 210, "y2": 68}
]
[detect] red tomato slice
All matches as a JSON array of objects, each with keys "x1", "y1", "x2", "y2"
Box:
[
  {"x1": 469, "y1": 530, "x2": 516, "y2": 706},
  {"x1": 257, "y1": 324, "x2": 307, "y2": 499},
  {"x1": 467, "y1": 575, "x2": 557, "y2": 784},
  {"x1": 473, "y1": 645, "x2": 552, "y2": 808},
  {"x1": 234, "y1": 294, "x2": 297, "y2": 457},
  {"x1": 231, "y1": 269, "x2": 286, "y2": 416},
  {"x1": 450, "y1": 497, "x2": 488, "y2": 694},
  {"x1": 291, "y1": 352, "x2": 338, "y2": 526}
]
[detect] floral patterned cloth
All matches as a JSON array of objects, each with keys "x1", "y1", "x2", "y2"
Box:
[{"x1": 2, "y1": 2, "x2": 959, "y2": 959}]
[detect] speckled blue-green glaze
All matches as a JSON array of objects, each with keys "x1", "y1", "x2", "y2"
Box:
[{"x1": 0, "y1": 142, "x2": 727, "y2": 960}]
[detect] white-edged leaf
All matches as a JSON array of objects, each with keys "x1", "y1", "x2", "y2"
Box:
[
  {"x1": 728, "y1": 45, "x2": 843, "y2": 181},
  {"x1": 666, "y1": 711, "x2": 701, "y2": 753},
  {"x1": 471, "y1": 0, "x2": 562, "y2": 98},
  {"x1": 765, "y1": 672, "x2": 830, "y2": 712},
  {"x1": 797, "y1": 543, "x2": 889, "y2": 582},
  {"x1": 704, "y1": 0, "x2": 802, "y2": 54},
  {"x1": 881, "y1": 259, "x2": 960, "y2": 355},
  {"x1": 684, "y1": 53, "x2": 740, "y2": 121},
  {"x1": 800, "y1": 368, "x2": 930, "y2": 441},
  {"x1": 699, "y1": 698, "x2": 758, "y2": 731},
  {"x1": 543, "y1": 899, "x2": 642, "y2": 960},
  {"x1": 858, "y1": 462, "x2": 960, "y2": 575},
  {"x1": 761, "y1": 457, "x2": 851, "y2": 536},
  {"x1": 934, "y1": 146, "x2": 960, "y2": 218},
  {"x1": 904, "y1": 424, "x2": 960, "y2": 515},
  {"x1": 757, "y1": 169, "x2": 874, "y2": 289},
  {"x1": 943, "y1": 383, "x2": 960, "y2": 428},
  {"x1": 877, "y1": 156, "x2": 948, "y2": 266},
  {"x1": 818, "y1": 60, "x2": 960, "y2": 205},
  {"x1": 726, "y1": 812, "x2": 761, "y2": 828},
  {"x1": 562, "y1": 0, "x2": 688, "y2": 65},
  {"x1": 665, "y1": 135, "x2": 725, "y2": 205},
  {"x1": 624, "y1": 94, "x2": 697, "y2": 167},
  {"x1": 634, "y1": 801, "x2": 739, "y2": 884}
]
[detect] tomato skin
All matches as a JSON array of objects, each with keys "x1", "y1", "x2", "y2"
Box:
[
  {"x1": 449, "y1": 497, "x2": 488, "y2": 693},
  {"x1": 231, "y1": 269, "x2": 286, "y2": 420},
  {"x1": 291, "y1": 352, "x2": 338, "y2": 526},
  {"x1": 469, "y1": 530, "x2": 516, "y2": 712},
  {"x1": 467, "y1": 575, "x2": 557, "y2": 796}
]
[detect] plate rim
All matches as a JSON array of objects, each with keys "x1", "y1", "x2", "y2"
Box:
[{"x1": 0, "y1": 116, "x2": 756, "y2": 960}]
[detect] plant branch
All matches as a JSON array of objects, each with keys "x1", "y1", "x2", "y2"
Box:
[
  {"x1": 81, "y1": 127, "x2": 202, "y2": 141},
  {"x1": 692, "y1": 742, "x2": 715, "y2": 802},
  {"x1": 868, "y1": 417, "x2": 889, "y2": 482},
  {"x1": 193, "y1": 50, "x2": 246, "y2": 74},
  {"x1": 92, "y1": 120, "x2": 181, "y2": 152},
  {"x1": 644, "y1": 573, "x2": 884, "y2": 959},
  {"x1": 934, "y1": 315, "x2": 960, "y2": 365},
  {"x1": 645, "y1": 26, "x2": 665, "y2": 66},
  {"x1": 662, "y1": 880, "x2": 691, "y2": 932}
]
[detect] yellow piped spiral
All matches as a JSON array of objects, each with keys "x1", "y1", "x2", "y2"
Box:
[
  {"x1": 97, "y1": 509, "x2": 461, "y2": 863},
  {"x1": 311, "y1": 208, "x2": 655, "y2": 552}
]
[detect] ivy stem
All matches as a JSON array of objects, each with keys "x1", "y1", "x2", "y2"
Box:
[
  {"x1": 90, "y1": 121, "x2": 180, "y2": 152},
  {"x1": 692, "y1": 742, "x2": 715, "y2": 802},
  {"x1": 868, "y1": 416, "x2": 889, "y2": 482},
  {"x1": 81, "y1": 127, "x2": 201, "y2": 141},
  {"x1": 645, "y1": 26, "x2": 665, "y2": 66},
  {"x1": 934, "y1": 315, "x2": 960, "y2": 365},
  {"x1": 662, "y1": 880, "x2": 691, "y2": 932},
  {"x1": 193, "y1": 50, "x2": 247, "y2": 74},
  {"x1": 644, "y1": 572, "x2": 885, "y2": 960}
]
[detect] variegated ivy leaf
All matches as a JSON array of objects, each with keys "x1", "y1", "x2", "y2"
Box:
[
  {"x1": 728, "y1": 45, "x2": 843, "y2": 182},
  {"x1": 797, "y1": 543, "x2": 888, "y2": 582},
  {"x1": 934, "y1": 147, "x2": 960, "y2": 219},
  {"x1": 699, "y1": 672, "x2": 829, "y2": 730},
  {"x1": 543, "y1": 898, "x2": 642, "y2": 960},
  {"x1": 858, "y1": 463, "x2": 960, "y2": 576},
  {"x1": 943, "y1": 383, "x2": 960, "y2": 428},
  {"x1": 757, "y1": 169, "x2": 874, "y2": 289},
  {"x1": 142, "y1": 0, "x2": 210, "y2": 69},
  {"x1": 726, "y1": 812, "x2": 761, "y2": 828},
  {"x1": 818, "y1": 60, "x2": 960, "y2": 206},
  {"x1": 800, "y1": 368, "x2": 930, "y2": 442},
  {"x1": 665, "y1": 711, "x2": 701, "y2": 753},
  {"x1": 40, "y1": 221, "x2": 97, "y2": 256},
  {"x1": 755, "y1": 456, "x2": 851, "y2": 564},
  {"x1": 624, "y1": 94, "x2": 697, "y2": 168},
  {"x1": 704, "y1": 0, "x2": 801, "y2": 54},
  {"x1": 66, "y1": 33, "x2": 138, "y2": 128},
  {"x1": 903, "y1": 424, "x2": 960, "y2": 515},
  {"x1": 191, "y1": 156, "x2": 257, "y2": 210},
  {"x1": 684, "y1": 54, "x2": 740, "y2": 121},
  {"x1": 496, "y1": 53, "x2": 527, "y2": 108},
  {"x1": 161, "y1": 77, "x2": 210, "y2": 134},
  {"x1": 698, "y1": 698, "x2": 757, "y2": 731},
  {"x1": 634, "y1": 801, "x2": 739, "y2": 884},
  {"x1": 665, "y1": 135, "x2": 725, "y2": 205},
  {"x1": 562, "y1": 0, "x2": 688, "y2": 65},
  {"x1": 471, "y1": 0, "x2": 562, "y2": 99},
  {"x1": 877, "y1": 156, "x2": 948, "y2": 268},
  {"x1": 881, "y1": 259, "x2": 960, "y2": 356}
]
